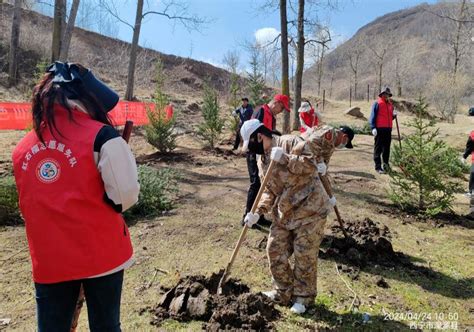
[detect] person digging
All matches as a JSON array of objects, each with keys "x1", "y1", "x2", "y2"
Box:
[{"x1": 240, "y1": 119, "x2": 352, "y2": 314}]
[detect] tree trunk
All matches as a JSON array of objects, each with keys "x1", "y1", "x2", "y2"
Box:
[
  {"x1": 453, "y1": 0, "x2": 467, "y2": 77},
  {"x1": 317, "y1": 46, "x2": 325, "y2": 97},
  {"x1": 51, "y1": 0, "x2": 66, "y2": 61},
  {"x1": 59, "y1": 0, "x2": 80, "y2": 62},
  {"x1": 292, "y1": 0, "x2": 305, "y2": 131},
  {"x1": 125, "y1": 0, "x2": 144, "y2": 101},
  {"x1": 8, "y1": 0, "x2": 21, "y2": 87},
  {"x1": 280, "y1": 0, "x2": 290, "y2": 134},
  {"x1": 378, "y1": 62, "x2": 383, "y2": 92}
]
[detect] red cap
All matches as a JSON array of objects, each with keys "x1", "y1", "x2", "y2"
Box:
[{"x1": 274, "y1": 94, "x2": 290, "y2": 112}]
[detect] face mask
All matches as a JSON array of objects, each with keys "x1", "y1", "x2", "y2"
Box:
[{"x1": 248, "y1": 139, "x2": 265, "y2": 155}]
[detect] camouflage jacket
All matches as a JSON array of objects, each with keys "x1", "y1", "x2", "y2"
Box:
[{"x1": 256, "y1": 126, "x2": 338, "y2": 229}]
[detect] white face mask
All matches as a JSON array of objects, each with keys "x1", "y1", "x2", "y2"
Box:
[{"x1": 336, "y1": 142, "x2": 346, "y2": 149}]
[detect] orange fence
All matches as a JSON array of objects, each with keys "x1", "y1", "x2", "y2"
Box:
[{"x1": 0, "y1": 101, "x2": 156, "y2": 130}]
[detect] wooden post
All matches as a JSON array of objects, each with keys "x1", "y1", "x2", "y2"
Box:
[
  {"x1": 349, "y1": 87, "x2": 352, "y2": 108},
  {"x1": 322, "y1": 89, "x2": 326, "y2": 112},
  {"x1": 367, "y1": 84, "x2": 370, "y2": 102}
]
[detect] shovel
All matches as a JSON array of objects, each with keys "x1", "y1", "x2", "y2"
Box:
[
  {"x1": 318, "y1": 174, "x2": 349, "y2": 239},
  {"x1": 217, "y1": 158, "x2": 277, "y2": 294},
  {"x1": 70, "y1": 120, "x2": 134, "y2": 332}
]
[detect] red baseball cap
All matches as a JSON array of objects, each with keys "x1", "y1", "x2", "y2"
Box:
[{"x1": 274, "y1": 94, "x2": 290, "y2": 112}]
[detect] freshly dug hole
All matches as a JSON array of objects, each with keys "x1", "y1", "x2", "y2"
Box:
[{"x1": 150, "y1": 271, "x2": 280, "y2": 331}]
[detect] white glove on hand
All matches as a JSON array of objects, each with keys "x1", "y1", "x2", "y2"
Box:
[
  {"x1": 317, "y1": 162, "x2": 327, "y2": 176},
  {"x1": 271, "y1": 147, "x2": 284, "y2": 162},
  {"x1": 232, "y1": 110, "x2": 238, "y2": 116},
  {"x1": 372, "y1": 128, "x2": 378, "y2": 136},
  {"x1": 328, "y1": 196, "x2": 337, "y2": 207},
  {"x1": 460, "y1": 156, "x2": 467, "y2": 164},
  {"x1": 393, "y1": 110, "x2": 398, "y2": 117},
  {"x1": 244, "y1": 212, "x2": 260, "y2": 227}
]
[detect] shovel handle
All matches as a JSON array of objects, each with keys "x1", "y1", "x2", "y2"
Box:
[
  {"x1": 395, "y1": 117, "x2": 402, "y2": 150},
  {"x1": 319, "y1": 174, "x2": 349, "y2": 239},
  {"x1": 218, "y1": 158, "x2": 277, "y2": 289}
]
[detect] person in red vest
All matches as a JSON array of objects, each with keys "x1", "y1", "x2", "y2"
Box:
[
  {"x1": 242, "y1": 94, "x2": 290, "y2": 227},
  {"x1": 12, "y1": 62, "x2": 139, "y2": 331},
  {"x1": 369, "y1": 87, "x2": 397, "y2": 174},
  {"x1": 462, "y1": 130, "x2": 474, "y2": 216},
  {"x1": 298, "y1": 100, "x2": 321, "y2": 133}
]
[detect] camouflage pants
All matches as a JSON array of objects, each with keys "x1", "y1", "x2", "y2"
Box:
[{"x1": 266, "y1": 217, "x2": 327, "y2": 306}]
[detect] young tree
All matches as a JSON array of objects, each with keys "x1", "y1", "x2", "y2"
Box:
[
  {"x1": 145, "y1": 58, "x2": 177, "y2": 153},
  {"x1": 247, "y1": 43, "x2": 266, "y2": 107},
  {"x1": 369, "y1": 44, "x2": 387, "y2": 93},
  {"x1": 8, "y1": 0, "x2": 22, "y2": 86},
  {"x1": 348, "y1": 46, "x2": 362, "y2": 100},
  {"x1": 101, "y1": 0, "x2": 207, "y2": 100},
  {"x1": 198, "y1": 84, "x2": 224, "y2": 149},
  {"x1": 222, "y1": 50, "x2": 241, "y2": 110},
  {"x1": 389, "y1": 97, "x2": 463, "y2": 216}
]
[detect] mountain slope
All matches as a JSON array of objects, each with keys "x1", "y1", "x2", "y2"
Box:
[
  {"x1": 303, "y1": 3, "x2": 474, "y2": 103},
  {"x1": 0, "y1": 3, "x2": 237, "y2": 103}
]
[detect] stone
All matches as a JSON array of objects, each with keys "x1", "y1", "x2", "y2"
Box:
[{"x1": 344, "y1": 107, "x2": 366, "y2": 119}]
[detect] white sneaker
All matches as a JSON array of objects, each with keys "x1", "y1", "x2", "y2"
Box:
[
  {"x1": 290, "y1": 302, "x2": 306, "y2": 314},
  {"x1": 262, "y1": 290, "x2": 277, "y2": 300}
]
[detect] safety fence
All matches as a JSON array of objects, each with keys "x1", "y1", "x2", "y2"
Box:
[{"x1": 0, "y1": 101, "x2": 160, "y2": 130}]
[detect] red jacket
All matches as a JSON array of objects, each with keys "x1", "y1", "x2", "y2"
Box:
[
  {"x1": 374, "y1": 97, "x2": 394, "y2": 129},
  {"x1": 12, "y1": 106, "x2": 133, "y2": 283},
  {"x1": 299, "y1": 108, "x2": 318, "y2": 133},
  {"x1": 253, "y1": 104, "x2": 276, "y2": 130}
]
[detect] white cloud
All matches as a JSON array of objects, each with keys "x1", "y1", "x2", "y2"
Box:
[{"x1": 254, "y1": 27, "x2": 280, "y2": 45}]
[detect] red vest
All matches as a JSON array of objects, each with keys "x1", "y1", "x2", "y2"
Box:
[
  {"x1": 375, "y1": 98, "x2": 394, "y2": 129},
  {"x1": 12, "y1": 106, "x2": 133, "y2": 284},
  {"x1": 300, "y1": 108, "x2": 318, "y2": 133},
  {"x1": 262, "y1": 104, "x2": 276, "y2": 130},
  {"x1": 470, "y1": 131, "x2": 474, "y2": 164}
]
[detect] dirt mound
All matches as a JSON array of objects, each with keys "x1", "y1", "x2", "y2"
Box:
[
  {"x1": 150, "y1": 271, "x2": 279, "y2": 331},
  {"x1": 321, "y1": 218, "x2": 404, "y2": 267}
]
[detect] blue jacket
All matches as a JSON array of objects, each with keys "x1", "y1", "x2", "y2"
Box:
[{"x1": 235, "y1": 105, "x2": 253, "y2": 125}]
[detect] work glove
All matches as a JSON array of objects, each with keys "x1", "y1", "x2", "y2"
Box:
[
  {"x1": 393, "y1": 110, "x2": 398, "y2": 118},
  {"x1": 271, "y1": 147, "x2": 284, "y2": 162},
  {"x1": 317, "y1": 162, "x2": 327, "y2": 176},
  {"x1": 232, "y1": 110, "x2": 238, "y2": 116},
  {"x1": 372, "y1": 128, "x2": 378, "y2": 137},
  {"x1": 328, "y1": 196, "x2": 337, "y2": 207},
  {"x1": 244, "y1": 212, "x2": 260, "y2": 227},
  {"x1": 460, "y1": 156, "x2": 467, "y2": 164}
]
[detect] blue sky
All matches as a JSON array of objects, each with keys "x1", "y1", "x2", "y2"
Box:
[{"x1": 112, "y1": 0, "x2": 437, "y2": 68}]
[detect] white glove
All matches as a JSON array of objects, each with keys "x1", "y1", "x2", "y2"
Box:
[
  {"x1": 372, "y1": 128, "x2": 377, "y2": 136},
  {"x1": 244, "y1": 212, "x2": 260, "y2": 227},
  {"x1": 460, "y1": 156, "x2": 467, "y2": 164},
  {"x1": 328, "y1": 196, "x2": 337, "y2": 207},
  {"x1": 393, "y1": 110, "x2": 398, "y2": 117},
  {"x1": 232, "y1": 110, "x2": 238, "y2": 116},
  {"x1": 271, "y1": 147, "x2": 284, "y2": 162},
  {"x1": 317, "y1": 162, "x2": 327, "y2": 176}
]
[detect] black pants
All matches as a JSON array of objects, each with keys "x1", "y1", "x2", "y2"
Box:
[
  {"x1": 374, "y1": 128, "x2": 392, "y2": 170},
  {"x1": 245, "y1": 152, "x2": 260, "y2": 213},
  {"x1": 469, "y1": 164, "x2": 474, "y2": 194},
  {"x1": 233, "y1": 127, "x2": 241, "y2": 150},
  {"x1": 35, "y1": 270, "x2": 124, "y2": 332}
]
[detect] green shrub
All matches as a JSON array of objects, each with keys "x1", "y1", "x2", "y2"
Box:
[
  {"x1": 388, "y1": 97, "x2": 461, "y2": 216},
  {"x1": 124, "y1": 165, "x2": 179, "y2": 220},
  {"x1": 0, "y1": 176, "x2": 21, "y2": 225},
  {"x1": 197, "y1": 84, "x2": 224, "y2": 148},
  {"x1": 145, "y1": 58, "x2": 177, "y2": 153},
  {"x1": 328, "y1": 122, "x2": 372, "y2": 136}
]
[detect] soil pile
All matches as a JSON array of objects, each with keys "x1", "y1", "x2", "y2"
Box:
[
  {"x1": 321, "y1": 218, "x2": 404, "y2": 267},
  {"x1": 150, "y1": 271, "x2": 279, "y2": 331}
]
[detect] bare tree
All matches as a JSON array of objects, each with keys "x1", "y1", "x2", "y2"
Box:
[
  {"x1": 8, "y1": 0, "x2": 22, "y2": 86},
  {"x1": 51, "y1": 0, "x2": 66, "y2": 61},
  {"x1": 292, "y1": 0, "x2": 305, "y2": 130},
  {"x1": 280, "y1": 0, "x2": 290, "y2": 133},
  {"x1": 369, "y1": 45, "x2": 387, "y2": 93},
  {"x1": 311, "y1": 26, "x2": 331, "y2": 96},
  {"x1": 59, "y1": 0, "x2": 80, "y2": 61},
  {"x1": 101, "y1": 0, "x2": 207, "y2": 100},
  {"x1": 348, "y1": 46, "x2": 362, "y2": 100}
]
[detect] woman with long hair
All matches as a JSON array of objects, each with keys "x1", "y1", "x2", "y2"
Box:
[{"x1": 12, "y1": 62, "x2": 139, "y2": 331}]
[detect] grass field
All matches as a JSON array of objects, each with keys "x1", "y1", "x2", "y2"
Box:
[{"x1": 0, "y1": 103, "x2": 473, "y2": 331}]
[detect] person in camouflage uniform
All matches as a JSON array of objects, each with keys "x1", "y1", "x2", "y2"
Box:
[{"x1": 240, "y1": 120, "x2": 353, "y2": 314}]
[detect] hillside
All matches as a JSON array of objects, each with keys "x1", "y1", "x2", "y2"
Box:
[
  {"x1": 0, "y1": 3, "x2": 238, "y2": 105},
  {"x1": 303, "y1": 3, "x2": 474, "y2": 103}
]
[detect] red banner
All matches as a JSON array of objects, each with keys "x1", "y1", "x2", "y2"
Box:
[{"x1": 0, "y1": 101, "x2": 154, "y2": 130}]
